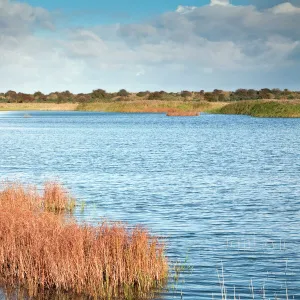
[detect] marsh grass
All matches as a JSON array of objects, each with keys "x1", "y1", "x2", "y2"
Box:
[
  {"x1": 43, "y1": 182, "x2": 76, "y2": 213},
  {"x1": 76, "y1": 100, "x2": 226, "y2": 115},
  {"x1": 0, "y1": 182, "x2": 168, "y2": 299},
  {"x1": 213, "y1": 100, "x2": 300, "y2": 118},
  {"x1": 0, "y1": 103, "x2": 78, "y2": 111},
  {"x1": 0, "y1": 100, "x2": 227, "y2": 115}
]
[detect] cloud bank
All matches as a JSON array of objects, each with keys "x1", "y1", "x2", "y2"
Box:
[{"x1": 0, "y1": 0, "x2": 300, "y2": 92}]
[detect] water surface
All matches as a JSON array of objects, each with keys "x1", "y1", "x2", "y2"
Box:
[{"x1": 0, "y1": 111, "x2": 300, "y2": 299}]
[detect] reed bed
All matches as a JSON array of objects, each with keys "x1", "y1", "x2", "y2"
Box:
[
  {"x1": 43, "y1": 182, "x2": 76, "y2": 213},
  {"x1": 0, "y1": 183, "x2": 168, "y2": 299},
  {"x1": 76, "y1": 100, "x2": 226, "y2": 115}
]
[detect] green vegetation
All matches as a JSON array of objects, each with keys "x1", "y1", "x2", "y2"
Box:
[
  {"x1": 1, "y1": 88, "x2": 299, "y2": 105},
  {"x1": 1, "y1": 87, "x2": 300, "y2": 117},
  {"x1": 213, "y1": 100, "x2": 300, "y2": 118}
]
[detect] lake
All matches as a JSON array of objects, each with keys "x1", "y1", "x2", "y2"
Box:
[{"x1": 0, "y1": 111, "x2": 300, "y2": 299}]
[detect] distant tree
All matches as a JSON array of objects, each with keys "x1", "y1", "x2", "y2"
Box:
[
  {"x1": 148, "y1": 91, "x2": 163, "y2": 100},
  {"x1": 271, "y1": 88, "x2": 281, "y2": 95},
  {"x1": 61, "y1": 90, "x2": 73, "y2": 97},
  {"x1": 76, "y1": 93, "x2": 90, "y2": 102},
  {"x1": 259, "y1": 88, "x2": 272, "y2": 99},
  {"x1": 53, "y1": 91, "x2": 74, "y2": 103},
  {"x1": 213, "y1": 89, "x2": 223, "y2": 95},
  {"x1": 180, "y1": 90, "x2": 192, "y2": 98},
  {"x1": 91, "y1": 89, "x2": 107, "y2": 99},
  {"x1": 17, "y1": 93, "x2": 34, "y2": 103},
  {"x1": 283, "y1": 88, "x2": 293, "y2": 99},
  {"x1": 46, "y1": 93, "x2": 59, "y2": 101},
  {"x1": 247, "y1": 89, "x2": 258, "y2": 99},
  {"x1": 136, "y1": 91, "x2": 149, "y2": 97},
  {"x1": 212, "y1": 89, "x2": 224, "y2": 101},
  {"x1": 218, "y1": 94, "x2": 226, "y2": 102},
  {"x1": 33, "y1": 92, "x2": 47, "y2": 102},
  {"x1": 234, "y1": 89, "x2": 248, "y2": 100},
  {"x1": 117, "y1": 89, "x2": 130, "y2": 97},
  {"x1": 204, "y1": 92, "x2": 215, "y2": 102},
  {"x1": 5, "y1": 90, "x2": 17, "y2": 101},
  {"x1": 33, "y1": 91, "x2": 44, "y2": 98}
]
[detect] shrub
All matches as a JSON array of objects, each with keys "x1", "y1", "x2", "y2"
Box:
[
  {"x1": 5, "y1": 90, "x2": 18, "y2": 101},
  {"x1": 117, "y1": 89, "x2": 130, "y2": 97},
  {"x1": 136, "y1": 91, "x2": 149, "y2": 97},
  {"x1": 148, "y1": 92, "x2": 163, "y2": 100},
  {"x1": 75, "y1": 93, "x2": 91, "y2": 103},
  {"x1": 180, "y1": 91, "x2": 192, "y2": 98},
  {"x1": 91, "y1": 89, "x2": 107, "y2": 99}
]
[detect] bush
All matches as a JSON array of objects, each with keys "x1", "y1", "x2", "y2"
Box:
[
  {"x1": 148, "y1": 91, "x2": 163, "y2": 100},
  {"x1": 91, "y1": 89, "x2": 107, "y2": 99},
  {"x1": 136, "y1": 91, "x2": 149, "y2": 97},
  {"x1": 117, "y1": 89, "x2": 130, "y2": 97},
  {"x1": 181, "y1": 91, "x2": 192, "y2": 98}
]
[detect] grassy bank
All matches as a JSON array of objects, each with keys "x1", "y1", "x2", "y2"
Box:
[
  {"x1": 213, "y1": 100, "x2": 300, "y2": 118},
  {"x1": 76, "y1": 100, "x2": 226, "y2": 115},
  {"x1": 0, "y1": 103, "x2": 78, "y2": 111},
  {"x1": 2, "y1": 100, "x2": 300, "y2": 118},
  {"x1": 0, "y1": 101, "x2": 226, "y2": 115},
  {"x1": 0, "y1": 182, "x2": 167, "y2": 299}
]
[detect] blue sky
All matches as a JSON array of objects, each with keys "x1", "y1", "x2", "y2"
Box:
[
  {"x1": 1, "y1": 0, "x2": 300, "y2": 93},
  {"x1": 16, "y1": 0, "x2": 298, "y2": 13},
  {"x1": 15, "y1": 0, "x2": 299, "y2": 24}
]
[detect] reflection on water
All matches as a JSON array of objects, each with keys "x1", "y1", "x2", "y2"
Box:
[{"x1": 0, "y1": 111, "x2": 300, "y2": 299}]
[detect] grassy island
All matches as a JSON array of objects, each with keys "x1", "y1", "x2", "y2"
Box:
[{"x1": 213, "y1": 100, "x2": 300, "y2": 118}]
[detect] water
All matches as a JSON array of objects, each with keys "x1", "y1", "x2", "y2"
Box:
[{"x1": 0, "y1": 111, "x2": 300, "y2": 299}]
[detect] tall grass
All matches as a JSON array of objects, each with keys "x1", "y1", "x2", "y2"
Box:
[
  {"x1": 76, "y1": 100, "x2": 226, "y2": 115},
  {"x1": 0, "y1": 103, "x2": 78, "y2": 111},
  {"x1": 0, "y1": 182, "x2": 168, "y2": 299},
  {"x1": 43, "y1": 182, "x2": 76, "y2": 213},
  {"x1": 214, "y1": 100, "x2": 300, "y2": 118}
]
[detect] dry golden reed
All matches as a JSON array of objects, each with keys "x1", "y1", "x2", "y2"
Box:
[
  {"x1": 0, "y1": 182, "x2": 168, "y2": 299},
  {"x1": 43, "y1": 182, "x2": 76, "y2": 213}
]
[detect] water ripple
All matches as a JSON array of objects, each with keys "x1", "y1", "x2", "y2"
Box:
[{"x1": 0, "y1": 111, "x2": 300, "y2": 299}]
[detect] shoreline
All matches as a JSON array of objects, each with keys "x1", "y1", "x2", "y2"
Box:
[
  {"x1": 1, "y1": 99, "x2": 300, "y2": 117},
  {"x1": 0, "y1": 101, "x2": 227, "y2": 116}
]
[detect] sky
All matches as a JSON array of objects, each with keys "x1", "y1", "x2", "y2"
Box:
[{"x1": 1, "y1": 0, "x2": 300, "y2": 93}]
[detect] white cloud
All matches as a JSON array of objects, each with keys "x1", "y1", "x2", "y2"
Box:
[
  {"x1": 210, "y1": 0, "x2": 230, "y2": 6},
  {"x1": 0, "y1": 0, "x2": 300, "y2": 93},
  {"x1": 176, "y1": 5, "x2": 197, "y2": 14},
  {"x1": 269, "y1": 2, "x2": 300, "y2": 14},
  {"x1": 0, "y1": 0, "x2": 53, "y2": 34}
]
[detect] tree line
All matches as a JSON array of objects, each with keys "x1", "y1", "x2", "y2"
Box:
[{"x1": 0, "y1": 88, "x2": 299, "y2": 103}]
